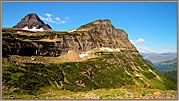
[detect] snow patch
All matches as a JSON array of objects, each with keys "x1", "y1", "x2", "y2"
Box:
[
  {"x1": 114, "y1": 48, "x2": 120, "y2": 52},
  {"x1": 99, "y1": 47, "x2": 120, "y2": 52},
  {"x1": 100, "y1": 47, "x2": 114, "y2": 52},
  {"x1": 79, "y1": 51, "x2": 92, "y2": 58},
  {"x1": 68, "y1": 50, "x2": 71, "y2": 53},
  {"x1": 67, "y1": 29, "x2": 76, "y2": 33},
  {"x1": 22, "y1": 26, "x2": 44, "y2": 32}
]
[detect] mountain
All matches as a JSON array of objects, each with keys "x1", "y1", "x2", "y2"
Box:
[
  {"x1": 140, "y1": 52, "x2": 151, "y2": 57},
  {"x1": 13, "y1": 13, "x2": 52, "y2": 31},
  {"x1": 144, "y1": 54, "x2": 177, "y2": 63},
  {"x1": 146, "y1": 59, "x2": 155, "y2": 68},
  {"x1": 153, "y1": 58, "x2": 177, "y2": 73},
  {"x1": 144, "y1": 53, "x2": 177, "y2": 73},
  {"x1": 140, "y1": 52, "x2": 177, "y2": 58},
  {"x1": 2, "y1": 13, "x2": 177, "y2": 98},
  {"x1": 139, "y1": 52, "x2": 158, "y2": 57},
  {"x1": 146, "y1": 58, "x2": 177, "y2": 80},
  {"x1": 3, "y1": 19, "x2": 137, "y2": 57},
  {"x1": 76, "y1": 19, "x2": 128, "y2": 38},
  {"x1": 160, "y1": 52, "x2": 177, "y2": 55},
  {"x1": 144, "y1": 53, "x2": 177, "y2": 80}
]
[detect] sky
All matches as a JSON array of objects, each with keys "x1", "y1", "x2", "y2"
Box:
[{"x1": 2, "y1": 2, "x2": 177, "y2": 53}]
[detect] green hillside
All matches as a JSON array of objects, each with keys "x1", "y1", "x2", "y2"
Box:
[
  {"x1": 146, "y1": 59, "x2": 155, "y2": 68},
  {"x1": 2, "y1": 53, "x2": 177, "y2": 97},
  {"x1": 164, "y1": 70, "x2": 177, "y2": 80}
]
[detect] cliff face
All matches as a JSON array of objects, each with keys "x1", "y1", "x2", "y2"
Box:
[{"x1": 3, "y1": 19, "x2": 137, "y2": 57}]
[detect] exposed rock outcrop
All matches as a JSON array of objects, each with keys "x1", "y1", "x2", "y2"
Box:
[{"x1": 77, "y1": 19, "x2": 128, "y2": 38}]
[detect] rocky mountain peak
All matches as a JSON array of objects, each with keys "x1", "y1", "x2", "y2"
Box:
[
  {"x1": 92, "y1": 19, "x2": 111, "y2": 25},
  {"x1": 13, "y1": 13, "x2": 52, "y2": 31},
  {"x1": 77, "y1": 19, "x2": 127, "y2": 38},
  {"x1": 25, "y1": 13, "x2": 41, "y2": 21}
]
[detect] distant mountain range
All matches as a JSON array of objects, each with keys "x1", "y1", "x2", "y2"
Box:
[
  {"x1": 143, "y1": 52, "x2": 177, "y2": 80},
  {"x1": 142, "y1": 53, "x2": 177, "y2": 63},
  {"x1": 153, "y1": 58, "x2": 177, "y2": 73},
  {"x1": 140, "y1": 52, "x2": 177, "y2": 58}
]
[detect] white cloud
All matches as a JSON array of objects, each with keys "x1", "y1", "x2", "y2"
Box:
[
  {"x1": 162, "y1": 44, "x2": 176, "y2": 50},
  {"x1": 130, "y1": 38, "x2": 144, "y2": 44},
  {"x1": 169, "y1": 45, "x2": 174, "y2": 49},
  {"x1": 135, "y1": 38, "x2": 144, "y2": 44},
  {"x1": 140, "y1": 50, "x2": 151, "y2": 54},
  {"x1": 168, "y1": 46, "x2": 177, "y2": 53},
  {"x1": 56, "y1": 17, "x2": 60, "y2": 21},
  {"x1": 40, "y1": 16, "x2": 56, "y2": 23},
  {"x1": 137, "y1": 45, "x2": 148, "y2": 50},
  {"x1": 39, "y1": 13, "x2": 67, "y2": 24},
  {"x1": 61, "y1": 21, "x2": 66, "y2": 24},
  {"x1": 45, "y1": 13, "x2": 53, "y2": 17},
  {"x1": 130, "y1": 38, "x2": 146, "y2": 53},
  {"x1": 135, "y1": 45, "x2": 152, "y2": 54}
]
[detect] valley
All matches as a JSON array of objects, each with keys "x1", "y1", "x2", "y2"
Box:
[{"x1": 144, "y1": 53, "x2": 177, "y2": 80}]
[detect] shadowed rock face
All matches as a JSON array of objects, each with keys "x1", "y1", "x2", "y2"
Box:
[
  {"x1": 2, "y1": 40, "x2": 38, "y2": 56},
  {"x1": 13, "y1": 13, "x2": 52, "y2": 31}
]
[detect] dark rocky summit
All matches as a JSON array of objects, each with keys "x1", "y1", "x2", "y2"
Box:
[{"x1": 13, "y1": 13, "x2": 52, "y2": 31}]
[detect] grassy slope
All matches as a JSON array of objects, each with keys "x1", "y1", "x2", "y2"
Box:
[
  {"x1": 2, "y1": 54, "x2": 177, "y2": 98},
  {"x1": 3, "y1": 87, "x2": 177, "y2": 99},
  {"x1": 164, "y1": 70, "x2": 177, "y2": 80}
]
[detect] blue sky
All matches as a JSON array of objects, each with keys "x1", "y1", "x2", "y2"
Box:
[{"x1": 2, "y1": 2, "x2": 177, "y2": 53}]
